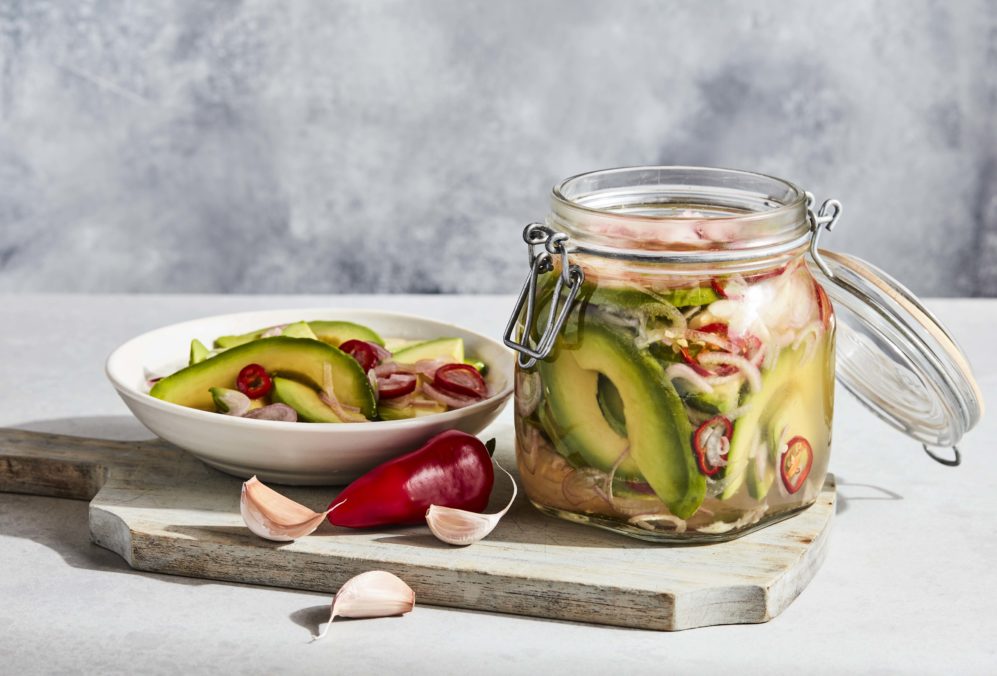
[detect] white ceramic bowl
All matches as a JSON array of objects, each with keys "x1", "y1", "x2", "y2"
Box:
[{"x1": 106, "y1": 309, "x2": 513, "y2": 485}]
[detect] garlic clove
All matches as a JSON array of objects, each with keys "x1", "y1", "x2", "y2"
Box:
[
  {"x1": 426, "y1": 461, "x2": 517, "y2": 546},
  {"x1": 240, "y1": 476, "x2": 338, "y2": 542},
  {"x1": 314, "y1": 571, "x2": 415, "y2": 641}
]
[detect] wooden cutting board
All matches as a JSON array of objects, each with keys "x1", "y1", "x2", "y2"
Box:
[{"x1": 0, "y1": 424, "x2": 834, "y2": 631}]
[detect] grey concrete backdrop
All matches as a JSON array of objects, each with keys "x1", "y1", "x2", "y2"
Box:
[{"x1": 1, "y1": 1, "x2": 995, "y2": 296}]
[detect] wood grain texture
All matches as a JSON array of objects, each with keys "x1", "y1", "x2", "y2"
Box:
[{"x1": 0, "y1": 425, "x2": 835, "y2": 631}]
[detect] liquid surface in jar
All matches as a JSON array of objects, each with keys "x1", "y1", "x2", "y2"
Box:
[{"x1": 514, "y1": 259, "x2": 835, "y2": 542}]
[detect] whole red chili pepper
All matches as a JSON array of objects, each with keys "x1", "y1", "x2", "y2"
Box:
[{"x1": 327, "y1": 430, "x2": 495, "y2": 528}]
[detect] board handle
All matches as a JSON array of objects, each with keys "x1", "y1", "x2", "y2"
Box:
[{"x1": 0, "y1": 428, "x2": 171, "y2": 501}]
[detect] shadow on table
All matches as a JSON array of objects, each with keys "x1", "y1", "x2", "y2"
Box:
[
  {"x1": 8, "y1": 414, "x2": 156, "y2": 441},
  {"x1": 833, "y1": 476, "x2": 904, "y2": 515},
  {"x1": 0, "y1": 416, "x2": 320, "y2": 597}
]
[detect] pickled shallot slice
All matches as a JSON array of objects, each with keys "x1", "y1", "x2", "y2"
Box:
[
  {"x1": 422, "y1": 382, "x2": 479, "y2": 409},
  {"x1": 243, "y1": 403, "x2": 298, "y2": 422},
  {"x1": 321, "y1": 364, "x2": 368, "y2": 422},
  {"x1": 665, "y1": 363, "x2": 714, "y2": 393},
  {"x1": 697, "y1": 352, "x2": 762, "y2": 392}
]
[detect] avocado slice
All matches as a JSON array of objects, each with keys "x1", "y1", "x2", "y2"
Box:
[
  {"x1": 280, "y1": 321, "x2": 319, "y2": 340},
  {"x1": 662, "y1": 286, "x2": 720, "y2": 307},
  {"x1": 393, "y1": 337, "x2": 464, "y2": 363},
  {"x1": 744, "y1": 429, "x2": 774, "y2": 500},
  {"x1": 308, "y1": 321, "x2": 384, "y2": 347},
  {"x1": 271, "y1": 377, "x2": 342, "y2": 422},
  {"x1": 679, "y1": 377, "x2": 745, "y2": 415},
  {"x1": 721, "y1": 341, "x2": 833, "y2": 499},
  {"x1": 150, "y1": 336, "x2": 376, "y2": 418},
  {"x1": 540, "y1": 322, "x2": 706, "y2": 519},
  {"x1": 378, "y1": 401, "x2": 447, "y2": 421},
  {"x1": 213, "y1": 321, "x2": 384, "y2": 349},
  {"x1": 189, "y1": 339, "x2": 210, "y2": 366}
]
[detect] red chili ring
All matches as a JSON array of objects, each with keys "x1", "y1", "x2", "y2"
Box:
[
  {"x1": 781, "y1": 436, "x2": 814, "y2": 494},
  {"x1": 236, "y1": 363, "x2": 273, "y2": 399}
]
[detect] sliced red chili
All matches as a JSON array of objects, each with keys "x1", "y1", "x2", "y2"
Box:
[
  {"x1": 377, "y1": 373, "x2": 417, "y2": 399},
  {"x1": 692, "y1": 415, "x2": 733, "y2": 477},
  {"x1": 433, "y1": 363, "x2": 488, "y2": 399},
  {"x1": 680, "y1": 347, "x2": 713, "y2": 377},
  {"x1": 744, "y1": 264, "x2": 788, "y2": 284},
  {"x1": 781, "y1": 436, "x2": 814, "y2": 494},
  {"x1": 697, "y1": 322, "x2": 729, "y2": 336},
  {"x1": 814, "y1": 281, "x2": 832, "y2": 330},
  {"x1": 339, "y1": 339, "x2": 381, "y2": 373},
  {"x1": 236, "y1": 363, "x2": 273, "y2": 399},
  {"x1": 710, "y1": 278, "x2": 728, "y2": 299}
]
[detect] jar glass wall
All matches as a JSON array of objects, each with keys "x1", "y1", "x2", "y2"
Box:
[{"x1": 512, "y1": 167, "x2": 836, "y2": 542}]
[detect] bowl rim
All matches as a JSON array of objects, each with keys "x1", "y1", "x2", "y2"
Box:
[{"x1": 105, "y1": 307, "x2": 514, "y2": 432}]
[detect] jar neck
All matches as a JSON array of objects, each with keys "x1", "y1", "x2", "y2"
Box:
[{"x1": 550, "y1": 166, "x2": 810, "y2": 266}]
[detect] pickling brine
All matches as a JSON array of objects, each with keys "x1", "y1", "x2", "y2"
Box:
[
  {"x1": 515, "y1": 260, "x2": 834, "y2": 541},
  {"x1": 506, "y1": 166, "x2": 838, "y2": 542}
]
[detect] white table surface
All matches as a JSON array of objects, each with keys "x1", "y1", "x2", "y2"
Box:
[{"x1": 1, "y1": 294, "x2": 994, "y2": 675}]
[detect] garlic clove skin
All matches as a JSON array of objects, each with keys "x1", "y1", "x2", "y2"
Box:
[
  {"x1": 426, "y1": 462, "x2": 517, "y2": 546},
  {"x1": 314, "y1": 571, "x2": 415, "y2": 640},
  {"x1": 240, "y1": 476, "x2": 335, "y2": 542}
]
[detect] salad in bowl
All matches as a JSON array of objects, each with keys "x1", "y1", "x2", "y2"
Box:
[
  {"x1": 149, "y1": 319, "x2": 493, "y2": 423},
  {"x1": 106, "y1": 309, "x2": 513, "y2": 484}
]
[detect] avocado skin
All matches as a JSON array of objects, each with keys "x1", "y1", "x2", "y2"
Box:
[
  {"x1": 541, "y1": 321, "x2": 706, "y2": 520},
  {"x1": 271, "y1": 377, "x2": 342, "y2": 422},
  {"x1": 151, "y1": 336, "x2": 376, "y2": 418}
]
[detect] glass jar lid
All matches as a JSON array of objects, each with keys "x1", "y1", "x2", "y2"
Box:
[{"x1": 808, "y1": 210, "x2": 983, "y2": 465}]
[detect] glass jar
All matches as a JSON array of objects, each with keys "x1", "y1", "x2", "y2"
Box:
[{"x1": 504, "y1": 166, "x2": 981, "y2": 543}]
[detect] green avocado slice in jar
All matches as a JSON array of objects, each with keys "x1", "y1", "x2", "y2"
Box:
[
  {"x1": 721, "y1": 340, "x2": 833, "y2": 499},
  {"x1": 539, "y1": 320, "x2": 707, "y2": 520}
]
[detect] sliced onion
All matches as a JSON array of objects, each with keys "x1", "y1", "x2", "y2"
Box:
[
  {"x1": 367, "y1": 369, "x2": 380, "y2": 401},
  {"x1": 372, "y1": 361, "x2": 415, "y2": 378},
  {"x1": 379, "y1": 393, "x2": 415, "y2": 409},
  {"x1": 515, "y1": 370, "x2": 542, "y2": 417},
  {"x1": 697, "y1": 352, "x2": 762, "y2": 393},
  {"x1": 411, "y1": 358, "x2": 447, "y2": 380},
  {"x1": 369, "y1": 342, "x2": 392, "y2": 362},
  {"x1": 319, "y1": 364, "x2": 368, "y2": 422},
  {"x1": 377, "y1": 373, "x2": 418, "y2": 399},
  {"x1": 243, "y1": 404, "x2": 298, "y2": 422},
  {"x1": 421, "y1": 382, "x2": 479, "y2": 409},
  {"x1": 318, "y1": 391, "x2": 367, "y2": 422},
  {"x1": 665, "y1": 363, "x2": 714, "y2": 393},
  {"x1": 260, "y1": 324, "x2": 288, "y2": 338},
  {"x1": 562, "y1": 468, "x2": 607, "y2": 506},
  {"x1": 410, "y1": 398, "x2": 443, "y2": 409}
]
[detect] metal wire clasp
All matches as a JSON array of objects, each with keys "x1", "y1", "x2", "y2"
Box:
[
  {"x1": 503, "y1": 223, "x2": 585, "y2": 368},
  {"x1": 806, "y1": 192, "x2": 843, "y2": 279}
]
